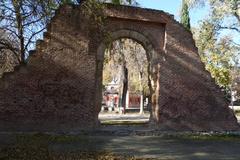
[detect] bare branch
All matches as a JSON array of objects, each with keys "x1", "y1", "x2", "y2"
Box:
[
  {"x1": 23, "y1": 14, "x2": 46, "y2": 27},
  {"x1": 0, "y1": 3, "x2": 16, "y2": 13},
  {"x1": 24, "y1": 27, "x2": 46, "y2": 50},
  {"x1": 233, "y1": 12, "x2": 240, "y2": 24},
  {"x1": 219, "y1": 26, "x2": 240, "y2": 33},
  {"x1": 229, "y1": 39, "x2": 240, "y2": 47},
  {"x1": 0, "y1": 27, "x2": 19, "y2": 39}
]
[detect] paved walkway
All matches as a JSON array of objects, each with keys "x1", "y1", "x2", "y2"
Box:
[
  {"x1": 1, "y1": 133, "x2": 240, "y2": 160},
  {"x1": 237, "y1": 116, "x2": 240, "y2": 123},
  {"x1": 99, "y1": 113, "x2": 240, "y2": 123},
  {"x1": 1, "y1": 114, "x2": 240, "y2": 159},
  {"x1": 99, "y1": 112, "x2": 150, "y2": 123},
  {"x1": 49, "y1": 135, "x2": 240, "y2": 160}
]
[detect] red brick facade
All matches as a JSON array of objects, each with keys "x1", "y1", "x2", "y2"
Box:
[{"x1": 0, "y1": 3, "x2": 239, "y2": 132}]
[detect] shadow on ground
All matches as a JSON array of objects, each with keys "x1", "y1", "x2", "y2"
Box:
[{"x1": 1, "y1": 133, "x2": 240, "y2": 160}]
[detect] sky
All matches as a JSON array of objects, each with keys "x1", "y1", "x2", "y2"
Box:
[
  {"x1": 137, "y1": 0, "x2": 209, "y2": 27},
  {"x1": 137, "y1": 0, "x2": 240, "y2": 44},
  {"x1": 137, "y1": 0, "x2": 240, "y2": 64}
]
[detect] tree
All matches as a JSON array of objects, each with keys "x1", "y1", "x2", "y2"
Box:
[
  {"x1": 193, "y1": 19, "x2": 238, "y2": 89},
  {"x1": 190, "y1": 0, "x2": 240, "y2": 98},
  {"x1": 231, "y1": 67, "x2": 240, "y2": 103},
  {"x1": 185, "y1": 0, "x2": 205, "y2": 8},
  {"x1": 180, "y1": 0, "x2": 191, "y2": 30},
  {"x1": 103, "y1": 38, "x2": 148, "y2": 113},
  {"x1": 0, "y1": 0, "x2": 137, "y2": 64},
  {"x1": 0, "y1": 29, "x2": 19, "y2": 77},
  {"x1": 187, "y1": 0, "x2": 240, "y2": 43},
  {"x1": 127, "y1": 40, "x2": 148, "y2": 114},
  {"x1": 104, "y1": 0, "x2": 138, "y2": 5},
  {"x1": 0, "y1": 0, "x2": 86, "y2": 64},
  {"x1": 209, "y1": 0, "x2": 240, "y2": 34},
  {"x1": 105, "y1": 39, "x2": 128, "y2": 113},
  {"x1": 0, "y1": 0, "x2": 56, "y2": 63}
]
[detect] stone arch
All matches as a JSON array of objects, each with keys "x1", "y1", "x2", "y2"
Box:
[
  {"x1": 0, "y1": 3, "x2": 239, "y2": 132},
  {"x1": 95, "y1": 29, "x2": 161, "y2": 124},
  {"x1": 97, "y1": 29, "x2": 157, "y2": 61}
]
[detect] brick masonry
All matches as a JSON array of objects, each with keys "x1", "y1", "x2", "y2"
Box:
[{"x1": 0, "y1": 3, "x2": 239, "y2": 132}]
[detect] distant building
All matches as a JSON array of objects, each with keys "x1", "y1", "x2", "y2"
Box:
[{"x1": 102, "y1": 79, "x2": 141, "y2": 112}]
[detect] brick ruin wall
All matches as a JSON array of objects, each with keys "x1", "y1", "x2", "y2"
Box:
[
  {"x1": 0, "y1": 5, "x2": 98, "y2": 132},
  {"x1": 0, "y1": 4, "x2": 239, "y2": 132},
  {"x1": 159, "y1": 19, "x2": 239, "y2": 131}
]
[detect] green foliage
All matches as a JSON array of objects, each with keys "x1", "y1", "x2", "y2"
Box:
[
  {"x1": 82, "y1": 0, "x2": 106, "y2": 27},
  {"x1": 191, "y1": 0, "x2": 240, "y2": 92},
  {"x1": 187, "y1": 0, "x2": 239, "y2": 33},
  {"x1": 60, "y1": 0, "x2": 77, "y2": 4},
  {"x1": 193, "y1": 19, "x2": 237, "y2": 89},
  {"x1": 184, "y1": 0, "x2": 205, "y2": 8},
  {"x1": 103, "y1": 39, "x2": 149, "y2": 94},
  {"x1": 112, "y1": 0, "x2": 121, "y2": 5},
  {"x1": 231, "y1": 67, "x2": 240, "y2": 101},
  {"x1": 0, "y1": 134, "x2": 142, "y2": 160},
  {"x1": 194, "y1": 21, "x2": 217, "y2": 53},
  {"x1": 201, "y1": 55, "x2": 231, "y2": 88},
  {"x1": 106, "y1": 0, "x2": 138, "y2": 5},
  {"x1": 180, "y1": 0, "x2": 191, "y2": 30}
]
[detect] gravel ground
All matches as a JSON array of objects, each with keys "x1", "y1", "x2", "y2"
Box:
[
  {"x1": 1, "y1": 134, "x2": 240, "y2": 160},
  {"x1": 99, "y1": 112, "x2": 150, "y2": 123},
  {"x1": 1, "y1": 114, "x2": 240, "y2": 159}
]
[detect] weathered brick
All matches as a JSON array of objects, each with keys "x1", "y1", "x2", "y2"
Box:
[{"x1": 0, "y1": 3, "x2": 238, "y2": 132}]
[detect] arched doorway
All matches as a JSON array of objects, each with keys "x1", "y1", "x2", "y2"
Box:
[
  {"x1": 95, "y1": 29, "x2": 162, "y2": 125},
  {"x1": 0, "y1": 4, "x2": 238, "y2": 132}
]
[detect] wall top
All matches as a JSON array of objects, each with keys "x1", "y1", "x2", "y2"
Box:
[
  {"x1": 103, "y1": 3, "x2": 174, "y2": 24},
  {"x1": 60, "y1": 2, "x2": 176, "y2": 24}
]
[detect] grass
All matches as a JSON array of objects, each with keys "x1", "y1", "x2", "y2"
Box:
[
  {"x1": 163, "y1": 132, "x2": 240, "y2": 141},
  {"x1": 101, "y1": 120, "x2": 148, "y2": 125},
  {"x1": 234, "y1": 110, "x2": 240, "y2": 116},
  {"x1": 0, "y1": 149, "x2": 153, "y2": 160},
  {"x1": 0, "y1": 133, "x2": 155, "y2": 160}
]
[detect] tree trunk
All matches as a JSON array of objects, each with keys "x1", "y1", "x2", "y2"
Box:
[
  {"x1": 13, "y1": 0, "x2": 25, "y2": 63},
  {"x1": 121, "y1": 64, "x2": 128, "y2": 114},
  {"x1": 20, "y1": 31, "x2": 25, "y2": 63},
  {"x1": 139, "y1": 71, "x2": 144, "y2": 114},
  {"x1": 147, "y1": 62, "x2": 153, "y2": 118}
]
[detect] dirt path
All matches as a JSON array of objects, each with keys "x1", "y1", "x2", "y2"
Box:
[
  {"x1": 2, "y1": 133, "x2": 240, "y2": 160},
  {"x1": 98, "y1": 112, "x2": 150, "y2": 123},
  {"x1": 1, "y1": 114, "x2": 240, "y2": 160},
  {"x1": 48, "y1": 135, "x2": 240, "y2": 160}
]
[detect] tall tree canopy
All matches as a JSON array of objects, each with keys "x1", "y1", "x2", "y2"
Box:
[
  {"x1": 104, "y1": 0, "x2": 138, "y2": 5},
  {"x1": 0, "y1": 29, "x2": 19, "y2": 77},
  {"x1": 103, "y1": 38, "x2": 149, "y2": 112},
  {"x1": 0, "y1": 0, "x2": 137, "y2": 64},
  {"x1": 191, "y1": 0, "x2": 240, "y2": 98},
  {"x1": 0, "y1": 0, "x2": 58, "y2": 63},
  {"x1": 186, "y1": 0, "x2": 240, "y2": 43},
  {"x1": 180, "y1": 0, "x2": 191, "y2": 30}
]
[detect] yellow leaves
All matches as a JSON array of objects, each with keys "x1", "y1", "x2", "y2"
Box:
[
  {"x1": 103, "y1": 38, "x2": 149, "y2": 94},
  {"x1": 205, "y1": 61, "x2": 231, "y2": 87}
]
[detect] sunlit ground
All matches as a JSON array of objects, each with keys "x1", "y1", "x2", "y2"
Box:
[
  {"x1": 1, "y1": 110, "x2": 240, "y2": 159},
  {"x1": 1, "y1": 133, "x2": 240, "y2": 160},
  {"x1": 99, "y1": 111, "x2": 150, "y2": 125}
]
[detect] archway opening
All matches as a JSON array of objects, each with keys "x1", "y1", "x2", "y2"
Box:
[{"x1": 98, "y1": 38, "x2": 152, "y2": 125}]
